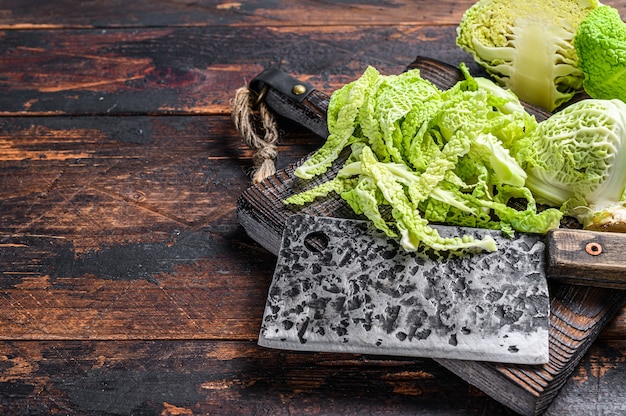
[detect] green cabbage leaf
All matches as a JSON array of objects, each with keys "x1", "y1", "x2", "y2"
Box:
[
  {"x1": 520, "y1": 98, "x2": 626, "y2": 231},
  {"x1": 286, "y1": 66, "x2": 563, "y2": 253}
]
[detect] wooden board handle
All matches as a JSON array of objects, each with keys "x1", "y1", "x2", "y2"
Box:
[{"x1": 547, "y1": 229, "x2": 626, "y2": 289}]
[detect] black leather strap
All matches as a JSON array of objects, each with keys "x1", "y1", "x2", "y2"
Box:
[
  {"x1": 250, "y1": 67, "x2": 314, "y2": 103},
  {"x1": 249, "y1": 67, "x2": 330, "y2": 139}
]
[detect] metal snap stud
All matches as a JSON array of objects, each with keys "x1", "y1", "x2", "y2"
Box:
[{"x1": 292, "y1": 84, "x2": 307, "y2": 95}]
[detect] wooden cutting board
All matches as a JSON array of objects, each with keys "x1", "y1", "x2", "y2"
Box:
[{"x1": 236, "y1": 57, "x2": 626, "y2": 416}]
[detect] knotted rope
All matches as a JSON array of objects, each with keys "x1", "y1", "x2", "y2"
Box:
[{"x1": 231, "y1": 85, "x2": 279, "y2": 183}]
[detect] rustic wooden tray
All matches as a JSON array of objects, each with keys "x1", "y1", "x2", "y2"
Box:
[{"x1": 236, "y1": 57, "x2": 626, "y2": 416}]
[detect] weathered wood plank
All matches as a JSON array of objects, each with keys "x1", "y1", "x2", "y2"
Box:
[
  {"x1": 0, "y1": 0, "x2": 480, "y2": 29},
  {"x1": 544, "y1": 339, "x2": 626, "y2": 415},
  {"x1": 0, "y1": 340, "x2": 518, "y2": 415},
  {"x1": 2, "y1": 0, "x2": 625, "y2": 29},
  {"x1": 0, "y1": 25, "x2": 476, "y2": 116},
  {"x1": 0, "y1": 125, "x2": 247, "y2": 252},
  {"x1": 601, "y1": 307, "x2": 626, "y2": 339},
  {"x1": 0, "y1": 231, "x2": 273, "y2": 340},
  {"x1": 0, "y1": 339, "x2": 623, "y2": 415},
  {"x1": 0, "y1": 115, "x2": 320, "y2": 340}
]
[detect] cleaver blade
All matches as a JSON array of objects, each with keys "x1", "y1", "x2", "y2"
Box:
[{"x1": 259, "y1": 214, "x2": 550, "y2": 365}]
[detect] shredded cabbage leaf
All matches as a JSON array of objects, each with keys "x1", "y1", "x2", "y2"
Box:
[{"x1": 286, "y1": 66, "x2": 563, "y2": 253}]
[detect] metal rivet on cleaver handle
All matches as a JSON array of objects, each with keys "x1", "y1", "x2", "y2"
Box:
[{"x1": 259, "y1": 214, "x2": 550, "y2": 365}]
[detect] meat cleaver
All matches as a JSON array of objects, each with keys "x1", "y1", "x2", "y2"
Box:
[
  {"x1": 260, "y1": 214, "x2": 551, "y2": 364},
  {"x1": 259, "y1": 214, "x2": 626, "y2": 364}
]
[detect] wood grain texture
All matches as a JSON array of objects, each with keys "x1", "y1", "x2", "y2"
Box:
[
  {"x1": 544, "y1": 339, "x2": 626, "y2": 416},
  {"x1": 0, "y1": 115, "x2": 321, "y2": 340},
  {"x1": 0, "y1": 0, "x2": 493, "y2": 29},
  {"x1": 0, "y1": 24, "x2": 480, "y2": 116},
  {"x1": 2, "y1": 0, "x2": 626, "y2": 29},
  {"x1": 0, "y1": 339, "x2": 621, "y2": 416},
  {"x1": 0, "y1": 340, "x2": 520, "y2": 416}
]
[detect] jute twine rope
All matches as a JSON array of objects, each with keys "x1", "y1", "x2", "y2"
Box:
[{"x1": 231, "y1": 86, "x2": 279, "y2": 183}]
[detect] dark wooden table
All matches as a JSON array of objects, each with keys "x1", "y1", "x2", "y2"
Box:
[{"x1": 1, "y1": 1, "x2": 625, "y2": 415}]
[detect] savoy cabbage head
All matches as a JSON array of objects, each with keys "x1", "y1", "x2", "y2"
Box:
[
  {"x1": 518, "y1": 99, "x2": 626, "y2": 232},
  {"x1": 456, "y1": 0, "x2": 599, "y2": 111}
]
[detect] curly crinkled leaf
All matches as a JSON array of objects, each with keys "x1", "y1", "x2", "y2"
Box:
[
  {"x1": 575, "y1": 5, "x2": 626, "y2": 102},
  {"x1": 285, "y1": 65, "x2": 561, "y2": 252},
  {"x1": 283, "y1": 176, "x2": 359, "y2": 206},
  {"x1": 294, "y1": 66, "x2": 381, "y2": 179},
  {"x1": 341, "y1": 176, "x2": 397, "y2": 237},
  {"x1": 523, "y1": 98, "x2": 626, "y2": 229},
  {"x1": 359, "y1": 146, "x2": 498, "y2": 252}
]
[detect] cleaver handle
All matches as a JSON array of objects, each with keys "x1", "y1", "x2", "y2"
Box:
[{"x1": 547, "y1": 229, "x2": 626, "y2": 290}]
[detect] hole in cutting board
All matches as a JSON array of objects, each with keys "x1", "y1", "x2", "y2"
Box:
[{"x1": 303, "y1": 231, "x2": 330, "y2": 253}]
